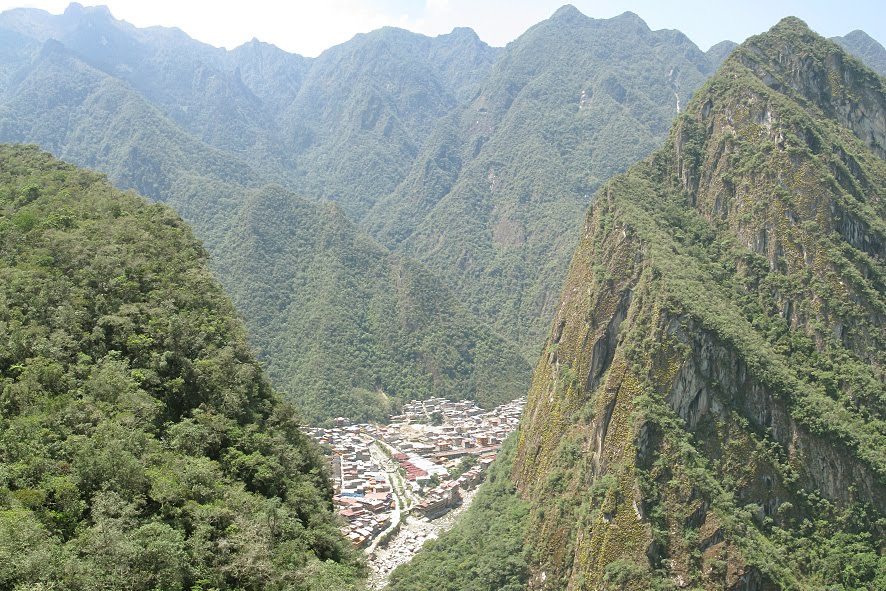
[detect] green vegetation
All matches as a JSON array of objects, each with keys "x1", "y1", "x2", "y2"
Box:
[
  {"x1": 366, "y1": 7, "x2": 724, "y2": 359},
  {"x1": 0, "y1": 11, "x2": 528, "y2": 422},
  {"x1": 387, "y1": 436, "x2": 529, "y2": 591},
  {"x1": 0, "y1": 5, "x2": 881, "y2": 427},
  {"x1": 0, "y1": 5, "x2": 735, "y2": 421},
  {"x1": 0, "y1": 6, "x2": 883, "y2": 591},
  {"x1": 213, "y1": 186, "x2": 531, "y2": 423},
  {"x1": 0, "y1": 145, "x2": 363, "y2": 590},
  {"x1": 510, "y1": 17, "x2": 885, "y2": 590},
  {"x1": 279, "y1": 25, "x2": 499, "y2": 218},
  {"x1": 449, "y1": 455, "x2": 479, "y2": 479}
]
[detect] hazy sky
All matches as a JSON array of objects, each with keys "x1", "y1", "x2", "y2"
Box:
[{"x1": 1, "y1": 0, "x2": 884, "y2": 56}]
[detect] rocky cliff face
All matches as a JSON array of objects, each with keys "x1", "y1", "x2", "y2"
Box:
[{"x1": 513, "y1": 18, "x2": 885, "y2": 591}]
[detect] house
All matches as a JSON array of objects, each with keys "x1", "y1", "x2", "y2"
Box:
[{"x1": 339, "y1": 507, "x2": 365, "y2": 521}]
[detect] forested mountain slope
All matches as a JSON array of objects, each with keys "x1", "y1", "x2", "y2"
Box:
[
  {"x1": 214, "y1": 186, "x2": 531, "y2": 422},
  {"x1": 511, "y1": 17, "x2": 885, "y2": 590},
  {"x1": 0, "y1": 4, "x2": 522, "y2": 422},
  {"x1": 279, "y1": 25, "x2": 499, "y2": 217},
  {"x1": 0, "y1": 3, "x2": 283, "y2": 164},
  {"x1": 365, "y1": 7, "x2": 729, "y2": 358},
  {"x1": 0, "y1": 35, "x2": 259, "y2": 239},
  {"x1": 0, "y1": 145, "x2": 363, "y2": 590},
  {"x1": 0, "y1": 3, "x2": 732, "y2": 367}
]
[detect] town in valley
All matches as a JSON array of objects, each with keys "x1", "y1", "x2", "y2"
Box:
[{"x1": 306, "y1": 397, "x2": 525, "y2": 551}]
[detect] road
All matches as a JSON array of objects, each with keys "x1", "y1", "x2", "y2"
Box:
[{"x1": 365, "y1": 441, "x2": 410, "y2": 554}]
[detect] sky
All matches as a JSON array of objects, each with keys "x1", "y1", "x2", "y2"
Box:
[{"x1": 0, "y1": 0, "x2": 883, "y2": 57}]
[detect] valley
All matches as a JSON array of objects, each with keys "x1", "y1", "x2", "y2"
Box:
[
  {"x1": 0, "y1": 3, "x2": 883, "y2": 591},
  {"x1": 367, "y1": 486, "x2": 481, "y2": 589},
  {"x1": 306, "y1": 396, "x2": 524, "y2": 577}
]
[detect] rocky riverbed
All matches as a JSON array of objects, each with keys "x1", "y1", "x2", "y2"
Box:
[{"x1": 366, "y1": 486, "x2": 480, "y2": 589}]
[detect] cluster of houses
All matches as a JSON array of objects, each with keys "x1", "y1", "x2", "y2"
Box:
[
  {"x1": 390, "y1": 452, "x2": 429, "y2": 481},
  {"x1": 321, "y1": 429, "x2": 396, "y2": 547},
  {"x1": 307, "y1": 397, "x2": 525, "y2": 548},
  {"x1": 411, "y1": 456, "x2": 494, "y2": 519},
  {"x1": 381, "y1": 397, "x2": 524, "y2": 465}
]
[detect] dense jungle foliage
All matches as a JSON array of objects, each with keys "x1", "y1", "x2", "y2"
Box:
[{"x1": 0, "y1": 145, "x2": 364, "y2": 590}]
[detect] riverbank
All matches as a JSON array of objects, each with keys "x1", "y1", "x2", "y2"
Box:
[{"x1": 366, "y1": 486, "x2": 480, "y2": 589}]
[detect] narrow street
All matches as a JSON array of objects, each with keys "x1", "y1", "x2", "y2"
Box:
[{"x1": 365, "y1": 442, "x2": 408, "y2": 554}]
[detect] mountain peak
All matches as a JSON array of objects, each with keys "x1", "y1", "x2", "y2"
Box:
[
  {"x1": 63, "y1": 2, "x2": 84, "y2": 15},
  {"x1": 844, "y1": 29, "x2": 876, "y2": 42},
  {"x1": 613, "y1": 10, "x2": 645, "y2": 24},
  {"x1": 768, "y1": 15, "x2": 814, "y2": 36},
  {"x1": 63, "y1": 2, "x2": 112, "y2": 19},
  {"x1": 833, "y1": 29, "x2": 886, "y2": 76},
  {"x1": 550, "y1": 4, "x2": 584, "y2": 21},
  {"x1": 446, "y1": 26, "x2": 480, "y2": 41},
  {"x1": 37, "y1": 36, "x2": 68, "y2": 58},
  {"x1": 735, "y1": 15, "x2": 886, "y2": 158}
]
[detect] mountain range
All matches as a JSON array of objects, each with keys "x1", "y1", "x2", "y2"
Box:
[
  {"x1": 0, "y1": 3, "x2": 522, "y2": 421},
  {"x1": 0, "y1": 2, "x2": 766, "y2": 420},
  {"x1": 1, "y1": 4, "x2": 882, "y2": 423}
]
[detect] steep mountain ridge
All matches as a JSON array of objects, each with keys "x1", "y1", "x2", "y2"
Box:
[
  {"x1": 0, "y1": 2, "x2": 272, "y2": 156},
  {"x1": 512, "y1": 17, "x2": 885, "y2": 590},
  {"x1": 0, "y1": 36, "x2": 268, "y2": 254}
]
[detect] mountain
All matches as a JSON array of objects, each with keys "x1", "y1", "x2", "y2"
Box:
[
  {"x1": 0, "y1": 2, "x2": 499, "y2": 218},
  {"x1": 508, "y1": 17, "x2": 884, "y2": 590},
  {"x1": 833, "y1": 30, "x2": 886, "y2": 76},
  {"x1": 280, "y1": 25, "x2": 499, "y2": 217},
  {"x1": 0, "y1": 4, "x2": 521, "y2": 422},
  {"x1": 705, "y1": 40, "x2": 738, "y2": 68},
  {"x1": 0, "y1": 145, "x2": 362, "y2": 590},
  {"x1": 214, "y1": 186, "x2": 531, "y2": 423},
  {"x1": 0, "y1": 35, "x2": 260, "y2": 236},
  {"x1": 2, "y1": 3, "x2": 883, "y2": 428},
  {"x1": 364, "y1": 8, "x2": 726, "y2": 359},
  {"x1": 0, "y1": 2, "x2": 728, "y2": 419},
  {"x1": 0, "y1": 4, "x2": 264, "y2": 148}
]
